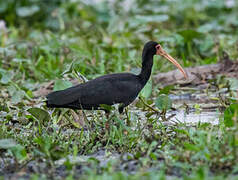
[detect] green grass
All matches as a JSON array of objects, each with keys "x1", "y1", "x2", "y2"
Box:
[{"x1": 0, "y1": 0, "x2": 238, "y2": 179}]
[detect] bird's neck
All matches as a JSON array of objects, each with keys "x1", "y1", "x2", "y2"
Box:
[{"x1": 138, "y1": 54, "x2": 154, "y2": 86}]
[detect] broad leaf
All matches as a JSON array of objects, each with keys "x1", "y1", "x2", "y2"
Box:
[
  {"x1": 0, "y1": 69, "x2": 13, "y2": 84},
  {"x1": 16, "y1": 6, "x2": 40, "y2": 17},
  {"x1": 155, "y1": 94, "x2": 172, "y2": 110},
  {"x1": 0, "y1": 139, "x2": 17, "y2": 149},
  {"x1": 28, "y1": 107, "x2": 51, "y2": 122},
  {"x1": 140, "y1": 79, "x2": 152, "y2": 99},
  {"x1": 53, "y1": 80, "x2": 72, "y2": 91},
  {"x1": 178, "y1": 29, "x2": 203, "y2": 42},
  {"x1": 11, "y1": 90, "x2": 25, "y2": 104},
  {"x1": 159, "y1": 85, "x2": 174, "y2": 95}
]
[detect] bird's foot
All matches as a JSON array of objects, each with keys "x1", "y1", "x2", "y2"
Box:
[{"x1": 125, "y1": 107, "x2": 131, "y2": 126}]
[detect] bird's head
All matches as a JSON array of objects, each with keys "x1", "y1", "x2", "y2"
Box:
[{"x1": 143, "y1": 41, "x2": 188, "y2": 79}]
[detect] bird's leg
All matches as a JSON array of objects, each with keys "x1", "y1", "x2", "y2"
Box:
[
  {"x1": 118, "y1": 104, "x2": 125, "y2": 114},
  {"x1": 105, "y1": 110, "x2": 110, "y2": 119},
  {"x1": 119, "y1": 103, "x2": 131, "y2": 126},
  {"x1": 125, "y1": 107, "x2": 131, "y2": 126},
  {"x1": 104, "y1": 110, "x2": 110, "y2": 130}
]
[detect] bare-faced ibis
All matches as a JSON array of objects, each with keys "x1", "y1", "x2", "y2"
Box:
[{"x1": 46, "y1": 41, "x2": 187, "y2": 113}]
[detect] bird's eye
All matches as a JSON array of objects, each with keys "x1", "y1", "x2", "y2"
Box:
[{"x1": 156, "y1": 44, "x2": 161, "y2": 50}]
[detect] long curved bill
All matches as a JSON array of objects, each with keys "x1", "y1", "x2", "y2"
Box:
[{"x1": 156, "y1": 44, "x2": 188, "y2": 79}]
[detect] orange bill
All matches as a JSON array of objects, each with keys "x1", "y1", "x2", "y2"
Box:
[{"x1": 156, "y1": 44, "x2": 188, "y2": 79}]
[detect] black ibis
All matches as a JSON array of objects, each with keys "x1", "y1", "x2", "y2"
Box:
[{"x1": 46, "y1": 41, "x2": 187, "y2": 113}]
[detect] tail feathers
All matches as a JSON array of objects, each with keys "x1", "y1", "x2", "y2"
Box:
[
  {"x1": 46, "y1": 89, "x2": 80, "y2": 109},
  {"x1": 46, "y1": 101, "x2": 79, "y2": 109},
  {"x1": 46, "y1": 90, "x2": 101, "y2": 110},
  {"x1": 46, "y1": 98, "x2": 80, "y2": 109}
]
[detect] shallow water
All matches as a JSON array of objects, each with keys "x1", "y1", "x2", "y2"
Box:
[
  {"x1": 168, "y1": 110, "x2": 220, "y2": 125},
  {"x1": 167, "y1": 93, "x2": 221, "y2": 125}
]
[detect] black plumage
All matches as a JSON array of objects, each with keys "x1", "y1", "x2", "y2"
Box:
[{"x1": 46, "y1": 41, "x2": 187, "y2": 113}]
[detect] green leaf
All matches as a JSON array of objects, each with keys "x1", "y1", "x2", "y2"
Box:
[
  {"x1": 196, "y1": 167, "x2": 205, "y2": 180},
  {"x1": 135, "y1": 15, "x2": 169, "y2": 23},
  {"x1": 183, "y1": 142, "x2": 200, "y2": 152},
  {"x1": 27, "y1": 107, "x2": 51, "y2": 122},
  {"x1": 100, "y1": 104, "x2": 113, "y2": 111},
  {"x1": 11, "y1": 144, "x2": 27, "y2": 161},
  {"x1": 35, "y1": 55, "x2": 45, "y2": 68},
  {"x1": 149, "y1": 152, "x2": 157, "y2": 160},
  {"x1": 16, "y1": 6, "x2": 40, "y2": 17},
  {"x1": 0, "y1": 69, "x2": 13, "y2": 84},
  {"x1": 178, "y1": 29, "x2": 203, "y2": 42},
  {"x1": 11, "y1": 90, "x2": 25, "y2": 104},
  {"x1": 7, "y1": 85, "x2": 25, "y2": 104},
  {"x1": 0, "y1": 139, "x2": 27, "y2": 161},
  {"x1": 53, "y1": 80, "x2": 72, "y2": 91},
  {"x1": 159, "y1": 85, "x2": 174, "y2": 95},
  {"x1": 224, "y1": 104, "x2": 238, "y2": 127},
  {"x1": 174, "y1": 129, "x2": 189, "y2": 136},
  {"x1": 197, "y1": 23, "x2": 214, "y2": 33},
  {"x1": 155, "y1": 94, "x2": 172, "y2": 110},
  {"x1": 0, "y1": 139, "x2": 17, "y2": 149},
  {"x1": 227, "y1": 78, "x2": 238, "y2": 91},
  {"x1": 140, "y1": 79, "x2": 152, "y2": 99},
  {"x1": 199, "y1": 35, "x2": 214, "y2": 54},
  {"x1": 62, "y1": 59, "x2": 76, "y2": 75}
]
